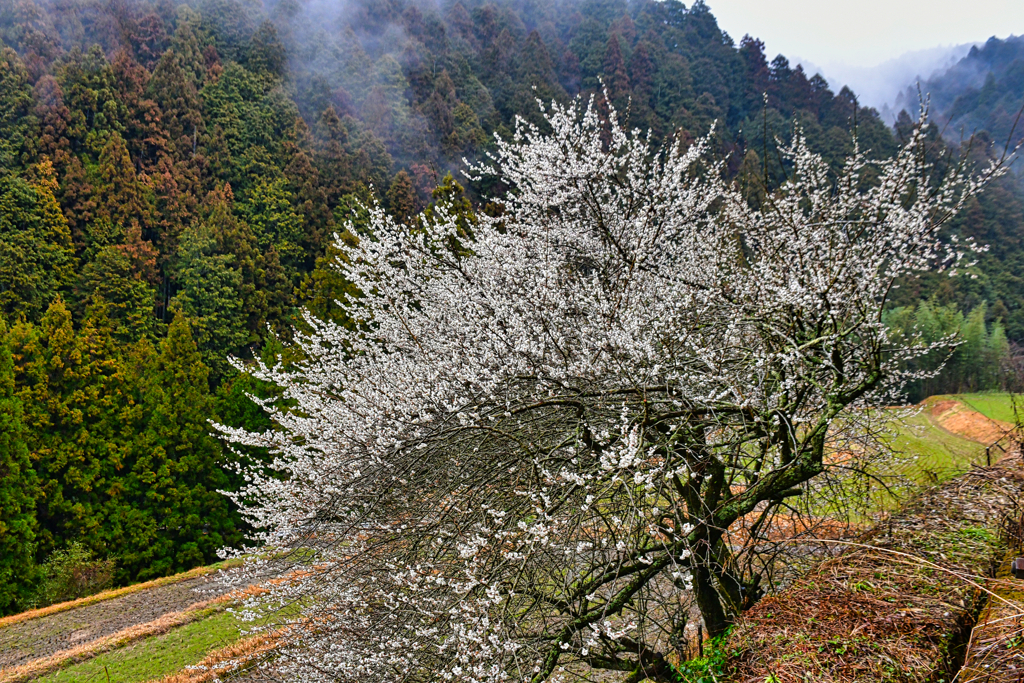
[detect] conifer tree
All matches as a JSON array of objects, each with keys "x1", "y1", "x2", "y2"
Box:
[
  {"x1": 314, "y1": 106, "x2": 350, "y2": 202},
  {"x1": 95, "y1": 132, "x2": 151, "y2": 242},
  {"x1": 148, "y1": 48, "x2": 204, "y2": 157},
  {"x1": 169, "y1": 7, "x2": 206, "y2": 86},
  {"x1": 243, "y1": 176, "x2": 306, "y2": 283},
  {"x1": 112, "y1": 50, "x2": 170, "y2": 171},
  {"x1": 204, "y1": 183, "x2": 290, "y2": 343},
  {"x1": 18, "y1": 299, "x2": 124, "y2": 559},
  {"x1": 299, "y1": 192, "x2": 367, "y2": 327},
  {"x1": 246, "y1": 20, "x2": 286, "y2": 78},
  {"x1": 132, "y1": 12, "x2": 169, "y2": 70},
  {"x1": 171, "y1": 218, "x2": 248, "y2": 374},
  {"x1": 32, "y1": 75, "x2": 73, "y2": 170},
  {"x1": 0, "y1": 46, "x2": 35, "y2": 170},
  {"x1": 386, "y1": 169, "x2": 417, "y2": 221},
  {"x1": 283, "y1": 118, "x2": 332, "y2": 263},
  {"x1": 601, "y1": 34, "x2": 630, "y2": 109},
  {"x1": 0, "y1": 171, "x2": 75, "y2": 319},
  {"x1": 75, "y1": 245, "x2": 160, "y2": 342},
  {"x1": 57, "y1": 46, "x2": 129, "y2": 154},
  {"x1": 123, "y1": 315, "x2": 238, "y2": 578},
  {"x1": 0, "y1": 321, "x2": 38, "y2": 615}
]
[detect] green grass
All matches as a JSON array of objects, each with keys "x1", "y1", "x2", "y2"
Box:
[
  {"x1": 889, "y1": 410, "x2": 988, "y2": 485},
  {"x1": 36, "y1": 609, "x2": 246, "y2": 683},
  {"x1": 951, "y1": 392, "x2": 1019, "y2": 424},
  {"x1": 825, "y1": 409, "x2": 989, "y2": 517}
]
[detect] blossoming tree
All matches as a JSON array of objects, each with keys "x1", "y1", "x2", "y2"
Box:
[{"x1": 219, "y1": 99, "x2": 993, "y2": 682}]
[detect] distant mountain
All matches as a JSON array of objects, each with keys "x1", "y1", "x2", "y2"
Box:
[
  {"x1": 898, "y1": 35, "x2": 1024, "y2": 149},
  {"x1": 878, "y1": 35, "x2": 1024, "y2": 344},
  {"x1": 792, "y1": 43, "x2": 977, "y2": 117}
]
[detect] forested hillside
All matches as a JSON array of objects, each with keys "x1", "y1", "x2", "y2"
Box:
[
  {"x1": 885, "y1": 34, "x2": 1024, "y2": 357},
  {"x1": 0, "y1": 0, "x2": 1019, "y2": 613},
  {"x1": 898, "y1": 34, "x2": 1024, "y2": 149}
]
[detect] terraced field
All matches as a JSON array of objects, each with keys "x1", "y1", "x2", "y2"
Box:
[
  {"x1": 895, "y1": 393, "x2": 1017, "y2": 481},
  {"x1": 0, "y1": 561, "x2": 284, "y2": 683},
  {"x1": 0, "y1": 393, "x2": 1016, "y2": 682}
]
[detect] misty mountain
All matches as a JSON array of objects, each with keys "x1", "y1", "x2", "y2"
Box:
[
  {"x1": 0, "y1": 0, "x2": 898, "y2": 174},
  {"x1": 794, "y1": 42, "x2": 977, "y2": 116},
  {"x1": 896, "y1": 34, "x2": 1024, "y2": 148}
]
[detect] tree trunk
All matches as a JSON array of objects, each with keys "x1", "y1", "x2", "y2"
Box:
[{"x1": 692, "y1": 557, "x2": 729, "y2": 638}]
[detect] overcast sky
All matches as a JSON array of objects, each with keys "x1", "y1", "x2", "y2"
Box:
[{"x1": 704, "y1": 0, "x2": 1024, "y2": 68}]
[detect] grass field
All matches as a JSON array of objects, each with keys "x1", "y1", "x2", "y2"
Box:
[
  {"x1": 889, "y1": 409, "x2": 989, "y2": 484},
  {"x1": 821, "y1": 398, "x2": 1005, "y2": 516}
]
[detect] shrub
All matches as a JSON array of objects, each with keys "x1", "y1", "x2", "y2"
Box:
[{"x1": 34, "y1": 542, "x2": 116, "y2": 607}]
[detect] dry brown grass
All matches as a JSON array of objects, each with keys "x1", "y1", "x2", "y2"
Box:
[
  {"x1": 956, "y1": 566, "x2": 1024, "y2": 682},
  {"x1": 724, "y1": 460, "x2": 1024, "y2": 683},
  {"x1": 148, "y1": 630, "x2": 286, "y2": 683}
]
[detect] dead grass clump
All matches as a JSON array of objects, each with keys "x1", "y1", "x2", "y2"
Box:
[
  {"x1": 725, "y1": 461, "x2": 1024, "y2": 683},
  {"x1": 150, "y1": 630, "x2": 284, "y2": 683}
]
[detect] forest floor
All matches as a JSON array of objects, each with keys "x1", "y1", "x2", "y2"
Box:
[{"x1": 0, "y1": 393, "x2": 1016, "y2": 682}]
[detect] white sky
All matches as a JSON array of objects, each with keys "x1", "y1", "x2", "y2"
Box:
[{"x1": 704, "y1": 0, "x2": 1024, "y2": 68}]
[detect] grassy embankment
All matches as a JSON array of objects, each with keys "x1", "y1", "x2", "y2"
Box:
[{"x1": 872, "y1": 392, "x2": 1016, "y2": 508}]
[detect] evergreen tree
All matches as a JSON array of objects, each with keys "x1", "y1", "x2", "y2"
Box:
[
  {"x1": 95, "y1": 132, "x2": 151, "y2": 237},
  {"x1": 16, "y1": 299, "x2": 124, "y2": 560},
  {"x1": 122, "y1": 315, "x2": 239, "y2": 578},
  {"x1": 112, "y1": 50, "x2": 170, "y2": 171},
  {"x1": 171, "y1": 218, "x2": 248, "y2": 374},
  {"x1": 246, "y1": 20, "x2": 286, "y2": 78},
  {"x1": 0, "y1": 171, "x2": 75, "y2": 320},
  {"x1": 242, "y1": 176, "x2": 306, "y2": 283},
  {"x1": 0, "y1": 321, "x2": 38, "y2": 615},
  {"x1": 386, "y1": 169, "x2": 417, "y2": 221},
  {"x1": 314, "y1": 105, "x2": 350, "y2": 202},
  {"x1": 299, "y1": 192, "x2": 366, "y2": 327},
  {"x1": 32, "y1": 75, "x2": 73, "y2": 170},
  {"x1": 148, "y1": 48, "x2": 204, "y2": 157},
  {"x1": 169, "y1": 7, "x2": 206, "y2": 86},
  {"x1": 57, "y1": 46, "x2": 129, "y2": 155},
  {"x1": 204, "y1": 183, "x2": 290, "y2": 342},
  {"x1": 0, "y1": 46, "x2": 35, "y2": 170},
  {"x1": 601, "y1": 34, "x2": 630, "y2": 109},
  {"x1": 75, "y1": 245, "x2": 160, "y2": 342}
]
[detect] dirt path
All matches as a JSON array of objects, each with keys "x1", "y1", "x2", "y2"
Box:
[
  {"x1": 0, "y1": 571, "x2": 240, "y2": 669},
  {"x1": 929, "y1": 398, "x2": 1017, "y2": 447}
]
